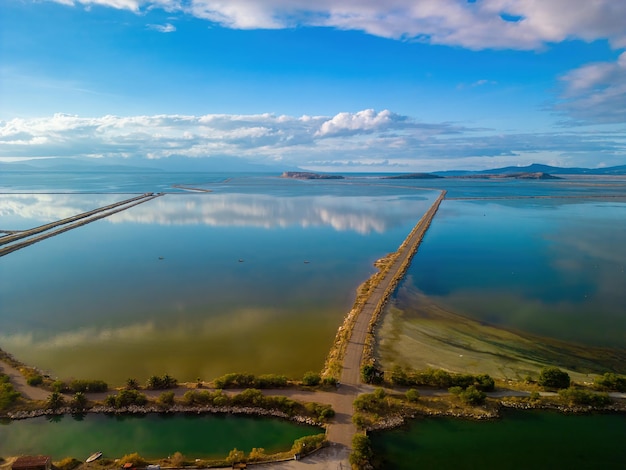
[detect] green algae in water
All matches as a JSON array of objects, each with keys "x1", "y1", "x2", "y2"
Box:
[
  {"x1": 0, "y1": 414, "x2": 321, "y2": 460},
  {"x1": 371, "y1": 411, "x2": 626, "y2": 469}
]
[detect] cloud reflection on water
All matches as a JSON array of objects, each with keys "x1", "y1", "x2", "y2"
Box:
[{"x1": 1, "y1": 192, "x2": 432, "y2": 235}]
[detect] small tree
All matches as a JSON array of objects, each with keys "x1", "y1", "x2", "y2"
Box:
[
  {"x1": 47, "y1": 391, "x2": 65, "y2": 410},
  {"x1": 538, "y1": 367, "x2": 570, "y2": 389},
  {"x1": 70, "y1": 392, "x2": 88, "y2": 410}
]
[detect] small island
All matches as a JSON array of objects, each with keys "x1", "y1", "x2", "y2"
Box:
[{"x1": 281, "y1": 171, "x2": 344, "y2": 180}]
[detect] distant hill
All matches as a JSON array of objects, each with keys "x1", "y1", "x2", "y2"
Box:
[{"x1": 433, "y1": 164, "x2": 626, "y2": 177}]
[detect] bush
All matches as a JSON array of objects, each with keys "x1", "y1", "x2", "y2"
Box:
[
  {"x1": 256, "y1": 374, "x2": 288, "y2": 388},
  {"x1": 361, "y1": 364, "x2": 383, "y2": 384},
  {"x1": 51, "y1": 380, "x2": 67, "y2": 393},
  {"x1": 304, "y1": 402, "x2": 335, "y2": 421},
  {"x1": 233, "y1": 388, "x2": 265, "y2": 406},
  {"x1": 538, "y1": 367, "x2": 571, "y2": 389},
  {"x1": 390, "y1": 367, "x2": 495, "y2": 391},
  {"x1": 0, "y1": 380, "x2": 20, "y2": 410},
  {"x1": 292, "y1": 433, "x2": 326, "y2": 456},
  {"x1": 302, "y1": 371, "x2": 321, "y2": 386},
  {"x1": 594, "y1": 372, "x2": 626, "y2": 392},
  {"x1": 146, "y1": 374, "x2": 177, "y2": 390},
  {"x1": 321, "y1": 376, "x2": 338, "y2": 387},
  {"x1": 458, "y1": 385, "x2": 486, "y2": 405},
  {"x1": 69, "y1": 379, "x2": 108, "y2": 393},
  {"x1": 558, "y1": 388, "x2": 611, "y2": 406},
  {"x1": 119, "y1": 453, "x2": 147, "y2": 467},
  {"x1": 106, "y1": 389, "x2": 148, "y2": 408},
  {"x1": 27, "y1": 375, "x2": 44, "y2": 386},
  {"x1": 213, "y1": 373, "x2": 255, "y2": 389},
  {"x1": 354, "y1": 390, "x2": 388, "y2": 414},
  {"x1": 54, "y1": 458, "x2": 82, "y2": 470},
  {"x1": 157, "y1": 391, "x2": 176, "y2": 407},
  {"x1": 405, "y1": 388, "x2": 420, "y2": 402},
  {"x1": 349, "y1": 434, "x2": 373, "y2": 469},
  {"x1": 226, "y1": 448, "x2": 245, "y2": 465}
]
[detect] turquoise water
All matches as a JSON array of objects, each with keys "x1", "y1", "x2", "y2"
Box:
[
  {"x1": 0, "y1": 414, "x2": 320, "y2": 460},
  {"x1": 371, "y1": 411, "x2": 626, "y2": 469}
]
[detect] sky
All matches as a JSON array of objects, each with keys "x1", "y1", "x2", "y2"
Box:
[{"x1": 1, "y1": 0, "x2": 625, "y2": 172}]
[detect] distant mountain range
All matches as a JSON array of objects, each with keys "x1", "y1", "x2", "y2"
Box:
[{"x1": 432, "y1": 163, "x2": 626, "y2": 177}]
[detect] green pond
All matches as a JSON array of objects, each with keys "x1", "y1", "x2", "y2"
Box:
[
  {"x1": 371, "y1": 411, "x2": 626, "y2": 469},
  {"x1": 0, "y1": 413, "x2": 321, "y2": 460}
]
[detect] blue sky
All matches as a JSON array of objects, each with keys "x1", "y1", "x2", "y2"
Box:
[{"x1": 1, "y1": 0, "x2": 625, "y2": 171}]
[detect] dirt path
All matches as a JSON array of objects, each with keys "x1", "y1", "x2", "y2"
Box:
[{"x1": 0, "y1": 361, "x2": 49, "y2": 402}]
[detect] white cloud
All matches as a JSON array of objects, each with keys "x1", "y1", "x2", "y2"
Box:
[
  {"x1": 1, "y1": 110, "x2": 624, "y2": 170},
  {"x1": 315, "y1": 109, "x2": 400, "y2": 137},
  {"x1": 558, "y1": 52, "x2": 626, "y2": 123},
  {"x1": 44, "y1": 0, "x2": 626, "y2": 50},
  {"x1": 147, "y1": 22, "x2": 176, "y2": 33}
]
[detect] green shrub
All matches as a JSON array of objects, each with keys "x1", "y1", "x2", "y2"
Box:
[
  {"x1": 558, "y1": 388, "x2": 611, "y2": 406},
  {"x1": 157, "y1": 391, "x2": 176, "y2": 406},
  {"x1": 405, "y1": 388, "x2": 420, "y2": 402},
  {"x1": 54, "y1": 458, "x2": 81, "y2": 470},
  {"x1": 146, "y1": 374, "x2": 177, "y2": 390},
  {"x1": 214, "y1": 373, "x2": 256, "y2": 389},
  {"x1": 118, "y1": 453, "x2": 147, "y2": 467},
  {"x1": 107, "y1": 389, "x2": 148, "y2": 408},
  {"x1": 361, "y1": 364, "x2": 383, "y2": 384},
  {"x1": 594, "y1": 373, "x2": 626, "y2": 392},
  {"x1": 538, "y1": 367, "x2": 570, "y2": 389},
  {"x1": 0, "y1": 380, "x2": 20, "y2": 410},
  {"x1": 349, "y1": 434, "x2": 373, "y2": 469},
  {"x1": 292, "y1": 433, "x2": 326, "y2": 456},
  {"x1": 302, "y1": 371, "x2": 321, "y2": 386},
  {"x1": 69, "y1": 379, "x2": 108, "y2": 393},
  {"x1": 233, "y1": 388, "x2": 265, "y2": 406},
  {"x1": 458, "y1": 385, "x2": 486, "y2": 405},
  {"x1": 256, "y1": 374, "x2": 288, "y2": 388},
  {"x1": 27, "y1": 375, "x2": 44, "y2": 386}
]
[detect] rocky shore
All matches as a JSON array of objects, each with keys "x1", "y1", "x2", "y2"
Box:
[{"x1": 5, "y1": 404, "x2": 323, "y2": 427}]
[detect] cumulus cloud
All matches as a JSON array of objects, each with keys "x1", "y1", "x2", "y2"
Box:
[
  {"x1": 44, "y1": 0, "x2": 626, "y2": 50},
  {"x1": 1, "y1": 110, "x2": 624, "y2": 169},
  {"x1": 557, "y1": 52, "x2": 626, "y2": 124}
]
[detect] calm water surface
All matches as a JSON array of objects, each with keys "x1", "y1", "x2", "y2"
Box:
[
  {"x1": 396, "y1": 197, "x2": 626, "y2": 348},
  {"x1": 371, "y1": 411, "x2": 626, "y2": 469},
  {"x1": 0, "y1": 414, "x2": 320, "y2": 459},
  {"x1": 0, "y1": 173, "x2": 438, "y2": 383}
]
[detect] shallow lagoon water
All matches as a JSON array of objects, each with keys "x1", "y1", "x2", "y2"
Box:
[
  {"x1": 1, "y1": 173, "x2": 438, "y2": 383},
  {"x1": 395, "y1": 197, "x2": 626, "y2": 348},
  {"x1": 0, "y1": 413, "x2": 320, "y2": 459}
]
